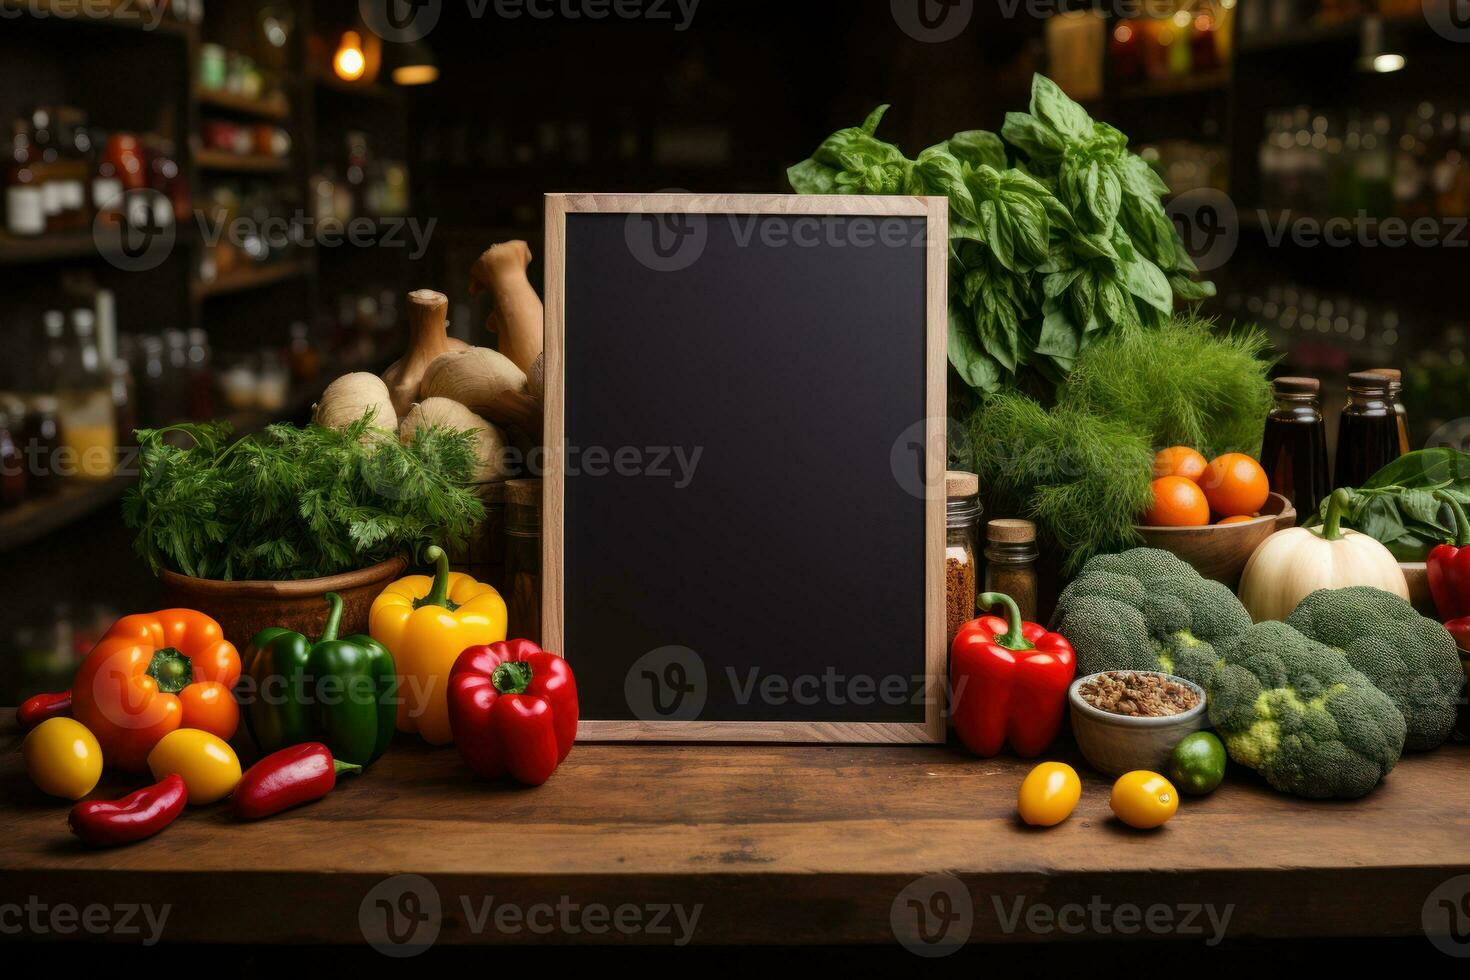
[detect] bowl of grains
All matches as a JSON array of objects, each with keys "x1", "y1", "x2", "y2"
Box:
[{"x1": 1068, "y1": 670, "x2": 1209, "y2": 777}]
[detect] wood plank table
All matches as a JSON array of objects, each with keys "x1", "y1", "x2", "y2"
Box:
[{"x1": 3, "y1": 709, "x2": 1468, "y2": 948}]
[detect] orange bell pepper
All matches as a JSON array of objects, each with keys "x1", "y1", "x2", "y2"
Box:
[{"x1": 71, "y1": 609, "x2": 241, "y2": 772}]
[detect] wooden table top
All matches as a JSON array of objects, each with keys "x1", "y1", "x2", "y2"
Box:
[{"x1": 3, "y1": 709, "x2": 1468, "y2": 948}]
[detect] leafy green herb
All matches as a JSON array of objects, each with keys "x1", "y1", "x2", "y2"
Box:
[
  {"x1": 788, "y1": 74, "x2": 1213, "y2": 396},
  {"x1": 1303, "y1": 448, "x2": 1470, "y2": 561},
  {"x1": 123, "y1": 412, "x2": 485, "y2": 581},
  {"x1": 1059, "y1": 315, "x2": 1276, "y2": 459},
  {"x1": 965, "y1": 392, "x2": 1154, "y2": 574}
]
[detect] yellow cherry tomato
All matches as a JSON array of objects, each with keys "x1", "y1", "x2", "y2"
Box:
[
  {"x1": 1017, "y1": 762, "x2": 1082, "y2": 827},
  {"x1": 1110, "y1": 770, "x2": 1179, "y2": 829},
  {"x1": 147, "y1": 728, "x2": 241, "y2": 805},
  {"x1": 24, "y1": 717, "x2": 103, "y2": 800}
]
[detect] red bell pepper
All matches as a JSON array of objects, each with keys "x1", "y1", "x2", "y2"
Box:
[
  {"x1": 1428, "y1": 492, "x2": 1470, "y2": 622},
  {"x1": 18, "y1": 691, "x2": 71, "y2": 731},
  {"x1": 950, "y1": 592, "x2": 1076, "y2": 758},
  {"x1": 68, "y1": 774, "x2": 187, "y2": 847},
  {"x1": 1446, "y1": 617, "x2": 1470, "y2": 652},
  {"x1": 447, "y1": 639, "x2": 578, "y2": 786},
  {"x1": 232, "y1": 743, "x2": 360, "y2": 821}
]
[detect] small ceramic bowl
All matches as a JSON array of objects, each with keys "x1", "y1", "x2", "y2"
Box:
[{"x1": 1068, "y1": 671, "x2": 1209, "y2": 777}]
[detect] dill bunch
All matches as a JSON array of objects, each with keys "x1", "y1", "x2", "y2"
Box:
[
  {"x1": 123, "y1": 412, "x2": 485, "y2": 581},
  {"x1": 1060, "y1": 316, "x2": 1275, "y2": 458},
  {"x1": 968, "y1": 393, "x2": 1154, "y2": 574}
]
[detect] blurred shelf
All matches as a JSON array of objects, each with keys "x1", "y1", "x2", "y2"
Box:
[
  {"x1": 1115, "y1": 70, "x2": 1232, "y2": 101},
  {"x1": 195, "y1": 150, "x2": 292, "y2": 174},
  {"x1": 192, "y1": 261, "x2": 310, "y2": 300},
  {"x1": 0, "y1": 232, "x2": 96, "y2": 266},
  {"x1": 0, "y1": 475, "x2": 134, "y2": 554},
  {"x1": 195, "y1": 89, "x2": 291, "y2": 121}
]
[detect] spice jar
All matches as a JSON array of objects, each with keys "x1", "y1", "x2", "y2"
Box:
[
  {"x1": 504, "y1": 478, "x2": 543, "y2": 645},
  {"x1": 945, "y1": 471, "x2": 981, "y2": 647},
  {"x1": 984, "y1": 519, "x2": 1040, "y2": 623}
]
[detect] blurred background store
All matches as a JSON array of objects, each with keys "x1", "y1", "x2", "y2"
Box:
[{"x1": 1, "y1": 0, "x2": 1467, "y2": 699}]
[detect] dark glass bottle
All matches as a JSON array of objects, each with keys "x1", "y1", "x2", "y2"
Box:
[
  {"x1": 1335, "y1": 372, "x2": 1402, "y2": 490},
  {"x1": 1367, "y1": 367, "x2": 1411, "y2": 457},
  {"x1": 1261, "y1": 377, "x2": 1330, "y2": 523}
]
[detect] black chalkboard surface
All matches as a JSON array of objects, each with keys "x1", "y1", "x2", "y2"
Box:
[{"x1": 544, "y1": 194, "x2": 947, "y2": 742}]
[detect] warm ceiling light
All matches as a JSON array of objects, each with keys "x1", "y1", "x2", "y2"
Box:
[
  {"x1": 393, "y1": 64, "x2": 439, "y2": 85},
  {"x1": 390, "y1": 39, "x2": 439, "y2": 86},
  {"x1": 333, "y1": 30, "x2": 366, "y2": 82},
  {"x1": 1371, "y1": 53, "x2": 1406, "y2": 73}
]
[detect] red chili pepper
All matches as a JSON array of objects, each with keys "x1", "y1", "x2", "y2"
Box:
[
  {"x1": 69, "y1": 774, "x2": 187, "y2": 847},
  {"x1": 232, "y1": 743, "x2": 360, "y2": 821},
  {"x1": 1428, "y1": 492, "x2": 1470, "y2": 622},
  {"x1": 18, "y1": 691, "x2": 72, "y2": 731},
  {"x1": 950, "y1": 592, "x2": 1076, "y2": 758},
  {"x1": 448, "y1": 639, "x2": 579, "y2": 786}
]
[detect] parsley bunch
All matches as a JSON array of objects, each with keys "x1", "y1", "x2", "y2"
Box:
[{"x1": 123, "y1": 413, "x2": 485, "y2": 581}]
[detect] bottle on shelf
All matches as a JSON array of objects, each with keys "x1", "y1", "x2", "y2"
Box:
[
  {"x1": 1260, "y1": 377, "x2": 1331, "y2": 523},
  {"x1": 59, "y1": 309, "x2": 117, "y2": 480},
  {"x1": 6, "y1": 118, "x2": 45, "y2": 238},
  {"x1": 25, "y1": 394, "x2": 62, "y2": 496}
]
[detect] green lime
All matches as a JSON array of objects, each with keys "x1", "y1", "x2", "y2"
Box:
[{"x1": 1168, "y1": 731, "x2": 1227, "y2": 796}]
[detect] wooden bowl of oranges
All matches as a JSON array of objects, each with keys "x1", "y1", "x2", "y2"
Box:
[{"x1": 1134, "y1": 447, "x2": 1296, "y2": 588}]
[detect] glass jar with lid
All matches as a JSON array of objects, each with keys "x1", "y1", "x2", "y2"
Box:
[
  {"x1": 945, "y1": 471, "x2": 981, "y2": 647},
  {"x1": 984, "y1": 519, "x2": 1040, "y2": 623}
]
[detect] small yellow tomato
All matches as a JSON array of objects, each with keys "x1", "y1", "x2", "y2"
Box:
[
  {"x1": 24, "y1": 717, "x2": 103, "y2": 800},
  {"x1": 1017, "y1": 762, "x2": 1082, "y2": 827},
  {"x1": 1110, "y1": 770, "x2": 1179, "y2": 829},
  {"x1": 147, "y1": 728, "x2": 241, "y2": 805}
]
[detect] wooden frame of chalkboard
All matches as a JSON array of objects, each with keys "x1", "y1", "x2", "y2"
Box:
[{"x1": 544, "y1": 193, "x2": 948, "y2": 743}]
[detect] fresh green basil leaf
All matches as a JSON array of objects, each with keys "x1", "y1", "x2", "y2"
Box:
[
  {"x1": 1122, "y1": 256, "x2": 1173, "y2": 313},
  {"x1": 949, "y1": 305, "x2": 1003, "y2": 393},
  {"x1": 1029, "y1": 73, "x2": 1093, "y2": 143},
  {"x1": 948, "y1": 130, "x2": 1007, "y2": 171},
  {"x1": 1002, "y1": 112, "x2": 1064, "y2": 167},
  {"x1": 787, "y1": 158, "x2": 839, "y2": 195},
  {"x1": 1169, "y1": 274, "x2": 1216, "y2": 301}
]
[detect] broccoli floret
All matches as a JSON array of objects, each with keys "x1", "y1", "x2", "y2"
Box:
[
  {"x1": 1284, "y1": 586, "x2": 1464, "y2": 751},
  {"x1": 1049, "y1": 548, "x2": 1253, "y2": 685},
  {"x1": 1207, "y1": 621, "x2": 1406, "y2": 799}
]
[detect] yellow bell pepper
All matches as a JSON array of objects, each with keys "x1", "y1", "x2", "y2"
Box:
[{"x1": 370, "y1": 546, "x2": 507, "y2": 745}]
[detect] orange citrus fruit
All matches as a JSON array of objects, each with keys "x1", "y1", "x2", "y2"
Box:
[
  {"x1": 1216, "y1": 515, "x2": 1256, "y2": 525},
  {"x1": 1200, "y1": 453, "x2": 1270, "y2": 518},
  {"x1": 1143, "y1": 476, "x2": 1211, "y2": 527},
  {"x1": 1152, "y1": 446, "x2": 1208, "y2": 483}
]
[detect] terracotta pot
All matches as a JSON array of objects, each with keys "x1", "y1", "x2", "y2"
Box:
[{"x1": 158, "y1": 557, "x2": 408, "y2": 650}]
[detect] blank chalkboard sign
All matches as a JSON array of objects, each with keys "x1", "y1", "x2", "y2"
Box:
[{"x1": 544, "y1": 194, "x2": 947, "y2": 742}]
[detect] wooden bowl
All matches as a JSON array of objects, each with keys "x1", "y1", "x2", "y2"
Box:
[
  {"x1": 158, "y1": 557, "x2": 408, "y2": 650},
  {"x1": 1135, "y1": 492, "x2": 1295, "y2": 589}
]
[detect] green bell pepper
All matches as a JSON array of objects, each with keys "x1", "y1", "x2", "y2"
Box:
[{"x1": 243, "y1": 592, "x2": 397, "y2": 767}]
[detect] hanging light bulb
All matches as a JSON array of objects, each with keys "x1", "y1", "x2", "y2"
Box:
[{"x1": 334, "y1": 30, "x2": 366, "y2": 82}]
